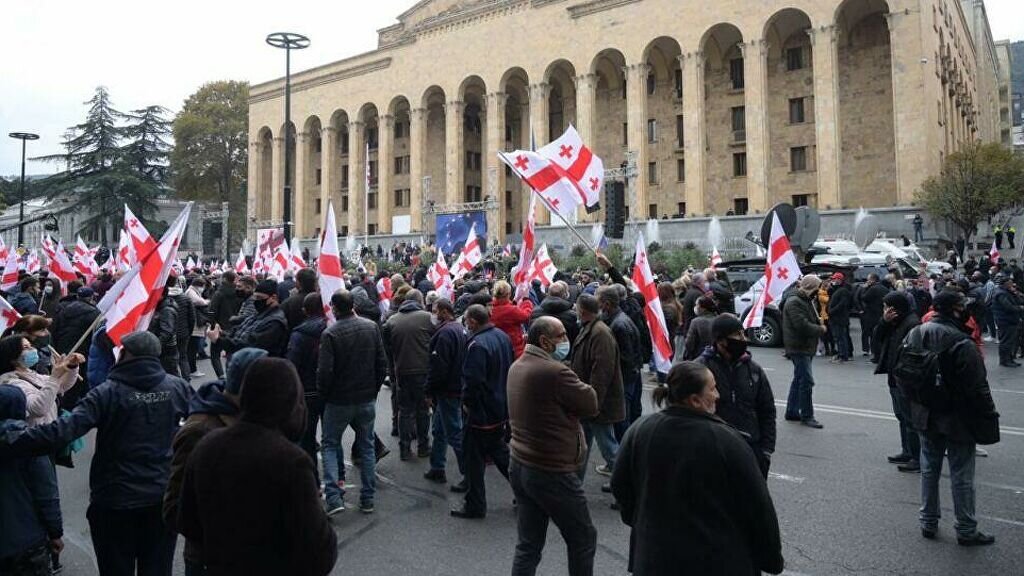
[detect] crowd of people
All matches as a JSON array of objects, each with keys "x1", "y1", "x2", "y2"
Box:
[{"x1": 0, "y1": 236, "x2": 1016, "y2": 575}]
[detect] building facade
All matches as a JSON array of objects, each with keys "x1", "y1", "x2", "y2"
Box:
[{"x1": 248, "y1": 0, "x2": 1003, "y2": 243}]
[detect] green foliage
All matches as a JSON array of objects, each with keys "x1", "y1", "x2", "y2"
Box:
[
  {"x1": 170, "y1": 80, "x2": 249, "y2": 252},
  {"x1": 916, "y1": 142, "x2": 1024, "y2": 241},
  {"x1": 551, "y1": 242, "x2": 704, "y2": 279}
]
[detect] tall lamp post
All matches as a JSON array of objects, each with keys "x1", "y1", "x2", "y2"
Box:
[
  {"x1": 266, "y1": 32, "x2": 310, "y2": 244},
  {"x1": 8, "y1": 132, "x2": 40, "y2": 247}
]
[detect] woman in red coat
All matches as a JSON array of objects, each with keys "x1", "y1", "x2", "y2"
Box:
[{"x1": 489, "y1": 280, "x2": 534, "y2": 357}]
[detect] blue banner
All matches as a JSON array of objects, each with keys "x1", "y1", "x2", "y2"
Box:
[{"x1": 436, "y1": 211, "x2": 487, "y2": 255}]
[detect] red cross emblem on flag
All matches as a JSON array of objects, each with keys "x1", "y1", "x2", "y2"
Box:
[
  {"x1": 559, "y1": 145, "x2": 573, "y2": 158},
  {"x1": 514, "y1": 155, "x2": 529, "y2": 171},
  {"x1": 777, "y1": 267, "x2": 789, "y2": 280}
]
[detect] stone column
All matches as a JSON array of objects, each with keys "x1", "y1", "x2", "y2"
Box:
[
  {"x1": 808, "y1": 25, "x2": 841, "y2": 209},
  {"x1": 445, "y1": 100, "x2": 465, "y2": 205},
  {"x1": 530, "y1": 82, "x2": 551, "y2": 224},
  {"x1": 486, "y1": 92, "x2": 508, "y2": 239},
  {"x1": 574, "y1": 73, "x2": 597, "y2": 222},
  {"x1": 293, "y1": 132, "x2": 308, "y2": 238},
  {"x1": 347, "y1": 121, "x2": 365, "y2": 236},
  {"x1": 247, "y1": 140, "x2": 261, "y2": 224},
  {"x1": 741, "y1": 40, "x2": 769, "y2": 213},
  {"x1": 624, "y1": 63, "x2": 649, "y2": 220},
  {"x1": 377, "y1": 114, "x2": 394, "y2": 235},
  {"x1": 682, "y1": 52, "x2": 706, "y2": 216},
  {"x1": 270, "y1": 136, "x2": 284, "y2": 223},
  {"x1": 409, "y1": 108, "x2": 426, "y2": 232},
  {"x1": 885, "y1": 10, "x2": 928, "y2": 205},
  {"x1": 319, "y1": 126, "x2": 337, "y2": 228}
]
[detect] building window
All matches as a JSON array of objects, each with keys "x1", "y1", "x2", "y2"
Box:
[
  {"x1": 368, "y1": 223, "x2": 377, "y2": 235},
  {"x1": 648, "y1": 203, "x2": 658, "y2": 219},
  {"x1": 315, "y1": 227, "x2": 321, "y2": 237},
  {"x1": 395, "y1": 155, "x2": 410, "y2": 175},
  {"x1": 395, "y1": 121, "x2": 406, "y2": 139},
  {"x1": 790, "y1": 146, "x2": 808, "y2": 172},
  {"x1": 730, "y1": 58, "x2": 745, "y2": 90},
  {"x1": 315, "y1": 168, "x2": 322, "y2": 185},
  {"x1": 315, "y1": 198, "x2": 321, "y2": 214},
  {"x1": 786, "y1": 47, "x2": 805, "y2": 71},
  {"x1": 505, "y1": 222, "x2": 513, "y2": 235},
  {"x1": 315, "y1": 137, "x2": 322, "y2": 153},
  {"x1": 734, "y1": 198, "x2": 749, "y2": 215},
  {"x1": 648, "y1": 161, "x2": 658, "y2": 185},
  {"x1": 368, "y1": 161, "x2": 378, "y2": 183},
  {"x1": 341, "y1": 195, "x2": 349, "y2": 212},
  {"x1": 367, "y1": 127, "x2": 378, "y2": 150},
  {"x1": 731, "y1": 106, "x2": 745, "y2": 132},
  {"x1": 505, "y1": 190, "x2": 513, "y2": 209},
  {"x1": 674, "y1": 68, "x2": 683, "y2": 98},
  {"x1": 677, "y1": 202, "x2": 686, "y2": 217},
  {"x1": 622, "y1": 122, "x2": 628, "y2": 146},
  {"x1": 676, "y1": 114, "x2": 684, "y2": 147},
  {"x1": 733, "y1": 152, "x2": 747, "y2": 177},
  {"x1": 367, "y1": 191, "x2": 377, "y2": 209},
  {"x1": 341, "y1": 135, "x2": 349, "y2": 154},
  {"x1": 647, "y1": 119, "x2": 657, "y2": 143},
  {"x1": 341, "y1": 169, "x2": 349, "y2": 190},
  {"x1": 647, "y1": 71, "x2": 656, "y2": 95},
  {"x1": 621, "y1": 75, "x2": 627, "y2": 99},
  {"x1": 792, "y1": 194, "x2": 810, "y2": 207},
  {"x1": 789, "y1": 98, "x2": 806, "y2": 124},
  {"x1": 465, "y1": 186, "x2": 482, "y2": 202},
  {"x1": 394, "y1": 189, "x2": 410, "y2": 208},
  {"x1": 341, "y1": 225, "x2": 349, "y2": 236},
  {"x1": 677, "y1": 158, "x2": 685, "y2": 182}
]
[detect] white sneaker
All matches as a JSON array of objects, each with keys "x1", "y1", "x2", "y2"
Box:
[
  {"x1": 190, "y1": 371, "x2": 205, "y2": 377},
  {"x1": 983, "y1": 336, "x2": 994, "y2": 343},
  {"x1": 326, "y1": 502, "x2": 346, "y2": 516},
  {"x1": 975, "y1": 448, "x2": 989, "y2": 457},
  {"x1": 595, "y1": 464, "x2": 613, "y2": 477}
]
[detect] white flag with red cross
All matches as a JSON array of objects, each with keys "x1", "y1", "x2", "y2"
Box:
[
  {"x1": 526, "y1": 243, "x2": 558, "y2": 287},
  {"x1": 234, "y1": 248, "x2": 249, "y2": 275},
  {"x1": 25, "y1": 251, "x2": 40, "y2": 274},
  {"x1": 632, "y1": 233, "x2": 674, "y2": 373},
  {"x1": 117, "y1": 229, "x2": 133, "y2": 272},
  {"x1": 427, "y1": 249, "x2": 453, "y2": 300},
  {"x1": 451, "y1": 222, "x2": 482, "y2": 281},
  {"x1": 185, "y1": 256, "x2": 196, "y2": 271},
  {"x1": 499, "y1": 150, "x2": 588, "y2": 220},
  {"x1": 989, "y1": 240, "x2": 1000, "y2": 264},
  {"x1": 512, "y1": 193, "x2": 537, "y2": 287},
  {"x1": 40, "y1": 234, "x2": 57, "y2": 264},
  {"x1": 710, "y1": 246, "x2": 723, "y2": 267},
  {"x1": 49, "y1": 240, "x2": 78, "y2": 288},
  {"x1": 317, "y1": 200, "x2": 345, "y2": 322},
  {"x1": 269, "y1": 242, "x2": 292, "y2": 280},
  {"x1": 98, "y1": 203, "x2": 193, "y2": 346},
  {"x1": 1, "y1": 250, "x2": 20, "y2": 292},
  {"x1": 73, "y1": 236, "x2": 100, "y2": 281},
  {"x1": 744, "y1": 212, "x2": 801, "y2": 329},
  {"x1": 0, "y1": 295, "x2": 21, "y2": 335},
  {"x1": 0, "y1": 236, "x2": 8, "y2": 262},
  {"x1": 537, "y1": 125, "x2": 604, "y2": 208},
  {"x1": 290, "y1": 238, "x2": 307, "y2": 270},
  {"x1": 124, "y1": 205, "x2": 157, "y2": 265}
]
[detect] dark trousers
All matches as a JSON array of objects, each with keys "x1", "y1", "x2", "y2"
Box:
[
  {"x1": 510, "y1": 460, "x2": 597, "y2": 576},
  {"x1": 187, "y1": 335, "x2": 203, "y2": 374},
  {"x1": 860, "y1": 316, "x2": 879, "y2": 355},
  {"x1": 463, "y1": 425, "x2": 510, "y2": 514},
  {"x1": 209, "y1": 339, "x2": 226, "y2": 378},
  {"x1": 300, "y1": 394, "x2": 324, "y2": 476},
  {"x1": 785, "y1": 353, "x2": 815, "y2": 421},
  {"x1": 0, "y1": 544, "x2": 51, "y2": 576},
  {"x1": 889, "y1": 383, "x2": 920, "y2": 461},
  {"x1": 832, "y1": 321, "x2": 852, "y2": 360},
  {"x1": 614, "y1": 370, "x2": 642, "y2": 441},
  {"x1": 87, "y1": 503, "x2": 176, "y2": 576},
  {"x1": 998, "y1": 322, "x2": 1019, "y2": 364},
  {"x1": 397, "y1": 374, "x2": 430, "y2": 452}
]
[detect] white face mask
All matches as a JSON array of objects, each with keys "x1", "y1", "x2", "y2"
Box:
[
  {"x1": 44, "y1": 286, "x2": 54, "y2": 295},
  {"x1": 693, "y1": 306, "x2": 701, "y2": 316}
]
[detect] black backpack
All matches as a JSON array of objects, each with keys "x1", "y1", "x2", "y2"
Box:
[{"x1": 892, "y1": 325, "x2": 970, "y2": 407}]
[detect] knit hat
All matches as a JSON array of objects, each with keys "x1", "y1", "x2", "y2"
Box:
[
  {"x1": 255, "y1": 279, "x2": 278, "y2": 297},
  {"x1": 882, "y1": 291, "x2": 910, "y2": 317},
  {"x1": 239, "y1": 358, "x2": 305, "y2": 439},
  {"x1": 121, "y1": 331, "x2": 162, "y2": 359},
  {"x1": 799, "y1": 275, "x2": 822, "y2": 292},
  {"x1": 225, "y1": 347, "x2": 268, "y2": 395},
  {"x1": 711, "y1": 314, "x2": 744, "y2": 340}
]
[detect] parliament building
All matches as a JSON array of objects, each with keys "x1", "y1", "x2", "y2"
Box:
[{"x1": 247, "y1": 0, "x2": 1009, "y2": 243}]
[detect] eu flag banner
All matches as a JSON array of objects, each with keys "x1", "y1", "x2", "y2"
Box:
[{"x1": 437, "y1": 211, "x2": 488, "y2": 255}]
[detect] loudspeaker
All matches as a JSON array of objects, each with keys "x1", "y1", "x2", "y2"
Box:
[{"x1": 604, "y1": 181, "x2": 625, "y2": 239}]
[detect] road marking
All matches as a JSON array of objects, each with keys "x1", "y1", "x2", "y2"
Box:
[
  {"x1": 991, "y1": 388, "x2": 1024, "y2": 395},
  {"x1": 979, "y1": 515, "x2": 1024, "y2": 527},
  {"x1": 769, "y1": 472, "x2": 805, "y2": 484},
  {"x1": 773, "y1": 401, "x2": 1024, "y2": 437}
]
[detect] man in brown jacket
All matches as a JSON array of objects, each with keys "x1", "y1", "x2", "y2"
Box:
[
  {"x1": 508, "y1": 316, "x2": 599, "y2": 576},
  {"x1": 571, "y1": 293, "x2": 624, "y2": 481}
]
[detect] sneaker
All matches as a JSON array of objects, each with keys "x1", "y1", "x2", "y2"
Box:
[
  {"x1": 801, "y1": 419, "x2": 824, "y2": 429},
  {"x1": 359, "y1": 501, "x2": 375, "y2": 514},
  {"x1": 326, "y1": 501, "x2": 345, "y2": 516},
  {"x1": 600, "y1": 483, "x2": 612, "y2": 494},
  {"x1": 957, "y1": 531, "x2": 995, "y2": 547},
  {"x1": 975, "y1": 447, "x2": 989, "y2": 457},
  {"x1": 887, "y1": 453, "x2": 912, "y2": 464},
  {"x1": 921, "y1": 527, "x2": 937, "y2": 540},
  {"x1": 417, "y1": 444, "x2": 431, "y2": 458},
  {"x1": 423, "y1": 469, "x2": 447, "y2": 483},
  {"x1": 595, "y1": 464, "x2": 613, "y2": 477},
  {"x1": 190, "y1": 371, "x2": 205, "y2": 378},
  {"x1": 400, "y1": 447, "x2": 413, "y2": 461},
  {"x1": 897, "y1": 460, "x2": 921, "y2": 473},
  {"x1": 983, "y1": 336, "x2": 995, "y2": 343}
]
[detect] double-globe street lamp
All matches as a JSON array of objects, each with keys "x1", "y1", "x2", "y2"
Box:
[
  {"x1": 8, "y1": 132, "x2": 40, "y2": 248},
  {"x1": 266, "y1": 32, "x2": 310, "y2": 245}
]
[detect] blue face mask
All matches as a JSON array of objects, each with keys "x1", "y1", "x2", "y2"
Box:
[
  {"x1": 552, "y1": 340, "x2": 571, "y2": 361},
  {"x1": 21, "y1": 349, "x2": 40, "y2": 369}
]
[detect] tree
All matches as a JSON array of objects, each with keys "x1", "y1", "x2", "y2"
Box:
[
  {"x1": 121, "y1": 105, "x2": 173, "y2": 185},
  {"x1": 171, "y1": 80, "x2": 249, "y2": 252},
  {"x1": 33, "y1": 87, "x2": 162, "y2": 244},
  {"x1": 916, "y1": 142, "x2": 1024, "y2": 243}
]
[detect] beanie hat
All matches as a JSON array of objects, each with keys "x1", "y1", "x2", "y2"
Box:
[
  {"x1": 711, "y1": 314, "x2": 745, "y2": 340},
  {"x1": 255, "y1": 279, "x2": 278, "y2": 297},
  {"x1": 799, "y1": 275, "x2": 822, "y2": 292},
  {"x1": 225, "y1": 348, "x2": 268, "y2": 395},
  {"x1": 882, "y1": 291, "x2": 911, "y2": 317},
  {"x1": 121, "y1": 331, "x2": 162, "y2": 359},
  {"x1": 239, "y1": 358, "x2": 304, "y2": 437}
]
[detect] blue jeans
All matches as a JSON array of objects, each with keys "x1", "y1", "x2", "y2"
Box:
[
  {"x1": 832, "y1": 321, "x2": 851, "y2": 359},
  {"x1": 785, "y1": 353, "x2": 815, "y2": 421},
  {"x1": 429, "y1": 396, "x2": 465, "y2": 474},
  {"x1": 322, "y1": 401, "x2": 377, "y2": 507},
  {"x1": 919, "y1": 433, "x2": 978, "y2": 536},
  {"x1": 579, "y1": 421, "x2": 619, "y2": 480},
  {"x1": 615, "y1": 370, "x2": 642, "y2": 440}
]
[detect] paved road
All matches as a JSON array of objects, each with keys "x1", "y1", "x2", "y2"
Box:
[{"x1": 49, "y1": 324, "x2": 1024, "y2": 575}]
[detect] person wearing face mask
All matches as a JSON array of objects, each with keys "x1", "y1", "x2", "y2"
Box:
[
  {"x1": 423, "y1": 298, "x2": 468, "y2": 489},
  {"x1": 177, "y1": 358, "x2": 337, "y2": 576},
  {"x1": 4, "y1": 315, "x2": 56, "y2": 376},
  {"x1": 208, "y1": 279, "x2": 289, "y2": 358},
  {"x1": 681, "y1": 295, "x2": 719, "y2": 361},
  {"x1": 39, "y1": 278, "x2": 61, "y2": 317},
  {"x1": 0, "y1": 334, "x2": 83, "y2": 426},
  {"x1": 228, "y1": 276, "x2": 258, "y2": 328},
  {"x1": 611, "y1": 361, "x2": 784, "y2": 575},
  {"x1": 697, "y1": 314, "x2": 776, "y2": 477},
  {"x1": 10, "y1": 276, "x2": 41, "y2": 316},
  {"x1": 507, "y1": 316, "x2": 599, "y2": 575},
  {"x1": 207, "y1": 271, "x2": 243, "y2": 379},
  {"x1": 0, "y1": 331, "x2": 192, "y2": 576}
]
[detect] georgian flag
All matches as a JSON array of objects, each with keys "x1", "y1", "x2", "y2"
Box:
[
  {"x1": 744, "y1": 212, "x2": 801, "y2": 329},
  {"x1": 25, "y1": 251, "x2": 40, "y2": 274},
  {"x1": 49, "y1": 240, "x2": 78, "y2": 286},
  {"x1": 317, "y1": 200, "x2": 345, "y2": 322},
  {"x1": 451, "y1": 222, "x2": 482, "y2": 281},
  {"x1": 989, "y1": 240, "x2": 1000, "y2": 264},
  {"x1": 117, "y1": 229, "x2": 133, "y2": 271},
  {"x1": 40, "y1": 234, "x2": 57, "y2": 264},
  {"x1": 269, "y1": 242, "x2": 291, "y2": 280},
  {"x1": 234, "y1": 248, "x2": 249, "y2": 274},
  {"x1": 526, "y1": 243, "x2": 557, "y2": 287},
  {"x1": 1, "y1": 249, "x2": 20, "y2": 291},
  {"x1": 124, "y1": 204, "x2": 157, "y2": 265},
  {"x1": 185, "y1": 256, "x2": 196, "y2": 271},
  {"x1": 512, "y1": 193, "x2": 537, "y2": 287},
  {"x1": 0, "y1": 295, "x2": 21, "y2": 335},
  {"x1": 74, "y1": 236, "x2": 99, "y2": 281},
  {"x1": 632, "y1": 233, "x2": 674, "y2": 373},
  {"x1": 290, "y1": 238, "x2": 307, "y2": 270},
  {"x1": 537, "y1": 124, "x2": 603, "y2": 208},
  {"x1": 710, "y1": 246, "x2": 723, "y2": 267},
  {"x1": 0, "y1": 236, "x2": 8, "y2": 262},
  {"x1": 502, "y1": 243, "x2": 512, "y2": 258},
  {"x1": 427, "y1": 249, "x2": 453, "y2": 301},
  {"x1": 500, "y1": 150, "x2": 581, "y2": 220}
]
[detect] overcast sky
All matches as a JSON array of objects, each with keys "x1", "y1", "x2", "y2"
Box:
[{"x1": 3, "y1": 0, "x2": 1022, "y2": 177}]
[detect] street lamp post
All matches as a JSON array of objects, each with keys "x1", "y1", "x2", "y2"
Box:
[
  {"x1": 266, "y1": 32, "x2": 310, "y2": 244},
  {"x1": 8, "y1": 132, "x2": 40, "y2": 248}
]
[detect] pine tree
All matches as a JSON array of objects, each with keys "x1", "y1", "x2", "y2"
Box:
[
  {"x1": 122, "y1": 105, "x2": 173, "y2": 185},
  {"x1": 33, "y1": 87, "x2": 160, "y2": 244}
]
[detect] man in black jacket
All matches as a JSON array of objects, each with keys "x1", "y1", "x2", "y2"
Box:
[
  {"x1": 697, "y1": 314, "x2": 776, "y2": 477},
  {"x1": 0, "y1": 331, "x2": 192, "y2": 576},
  {"x1": 281, "y1": 268, "x2": 317, "y2": 331},
  {"x1": 872, "y1": 292, "x2": 921, "y2": 472},
  {"x1": 530, "y1": 281, "x2": 579, "y2": 349},
  {"x1": 208, "y1": 279, "x2": 289, "y2": 358},
  {"x1": 596, "y1": 285, "x2": 642, "y2": 440},
  {"x1": 317, "y1": 290, "x2": 388, "y2": 515},
  {"x1": 828, "y1": 272, "x2": 853, "y2": 362},
  {"x1": 858, "y1": 273, "x2": 890, "y2": 358},
  {"x1": 208, "y1": 271, "x2": 242, "y2": 378},
  {"x1": 905, "y1": 290, "x2": 999, "y2": 546},
  {"x1": 423, "y1": 298, "x2": 468, "y2": 488},
  {"x1": 287, "y1": 293, "x2": 327, "y2": 471},
  {"x1": 149, "y1": 290, "x2": 180, "y2": 376}
]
